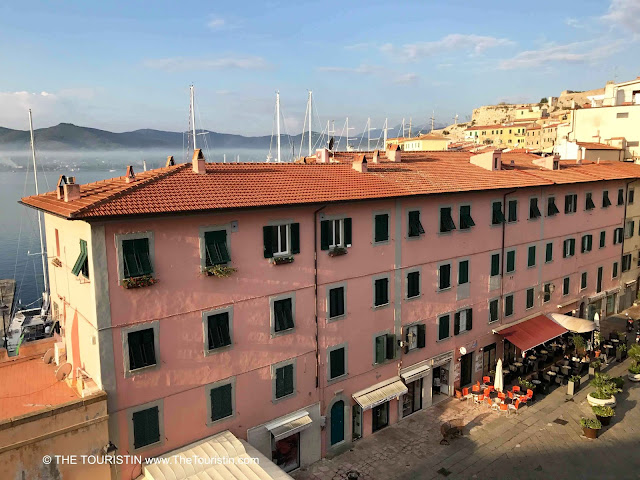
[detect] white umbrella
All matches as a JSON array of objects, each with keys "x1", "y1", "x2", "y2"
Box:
[{"x1": 494, "y1": 358, "x2": 504, "y2": 393}]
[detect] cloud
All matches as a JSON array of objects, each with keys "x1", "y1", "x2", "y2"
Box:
[
  {"x1": 393, "y1": 73, "x2": 419, "y2": 85},
  {"x1": 602, "y1": 0, "x2": 640, "y2": 34},
  {"x1": 0, "y1": 90, "x2": 87, "y2": 129},
  {"x1": 316, "y1": 64, "x2": 385, "y2": 75},
  {"x1": 207, "y1": 17, "x2": 225, "y2": 30},
  {"x1": 565, "y1": 17, "x2": 583, "y2": 28},
  {"x1": 382, "y1": 34, "x2": 514, "y2": 61},
  {"x1": 344, "y1": 42, "x2": 374, "y2": 50},
  {"x1": 143, "y1": 56, "x2": 271, "y2": 71},
  {"x1": 498, "y1": 40, "x2": 623, "y2": 70}
]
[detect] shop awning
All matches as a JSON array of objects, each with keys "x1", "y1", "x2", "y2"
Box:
[
  {"x1": 265, "y1": 411, "x2": 313, "y2": 441},
  {"x1": 353, "y1": 377, "x2": 408, "y2": 411},
  {"x1": 400, "y1": 361, "x2": 431, "y2": 384},
  {"x1": 548, "y1": 313, "x2": 596, "y2": 333},
  {"x1": 138, "y1": 430, "x2": 293, "y2": 480},
  {"x1": 493, "y1": 314, "x2": 567, "y2": 352}
]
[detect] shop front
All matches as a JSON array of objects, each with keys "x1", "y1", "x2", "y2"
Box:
[
  {"x1": 482, "y1": 343, "x2": 497, "y2": 377},
  {"x1": 352, "y1": 377, "x2": 407, "y2": 438},
  {"x1": 588, "y1": 293, "x2": 605, "y2": 321},
  {"x1": 400, "y1": 360, "x2": 430, "y2": 417}
]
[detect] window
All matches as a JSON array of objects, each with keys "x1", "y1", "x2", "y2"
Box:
[
  {"x1": 529, "y1": 198, "x2": 541, "y2": 219},
  {"x1": 329, "y1": 286, "x2": 345, "y2": 318},
  {"x1": 581, "y1": 272, "x2": 587, "y2": 290},
  {"x1": 545, "y1": 242, "x2": 553, "y2": 263},
  {"x1": 543, "y1": 283, "x2": 551, "y2": 303},
  {"x1": 507, "y1": 199, "x2": 518, "y2": 222},
  {"x1": 600, "y1": 231, "x2": 606, "y2": 248},
  {"x1": 374, "y1": 214, "x2": 389, "y2": 243},
  {"x1": 458, "y1": 260, "x2": 469, "y2": 285},
  {"x1": 438, "y1": 315, "x2": 450, "y2": 340},
  {"x1": 55, "y1": 229, "x2": 60, "y2": 257},
  {"x1": 602, "y1": 191, "x2": 611, "y2": 208},
  {"x1": 547, "y1": 196, "x2": 559, "y2": 216},
  {"x1": 622, "y1": 254, "x2": 632, "y2": 272},
  {"x1": 204, "y1": 230, "x2": 230, "y2": 267},
  {"x1": 407, "y1": 211, "x2": 425, "y2": 237},
  {"x1": 490, "y1": 253, "x2": 500, "y2": 276},
  {"x1": 273, "y1": 297, "x2": 295, "y2": 333},
  {"x1": 328, "y1": 345, "x2": 346, "y2": 380},
  {"x1": 439, "y1": 207, "x2": 456, "y2": 233},
  {"x1": 613, "y1": 261, "x2": 619, "y2": 278},
  {"x1": 439, "y1": 263, "x2": 451, "y2": 290},
  {"x1": 132, "y1": 406, "x2": 161, "y2": 449},
  {"x1": 492, "y1": 201, "x2": 505, "y2": 225},
  {"x1": 209, "y1": 381, "x2": 233, "y2": 422},
  {"x1": 459, "y1": 205, "x2": 475, "y2": 230},
  {"x1": 597, "y1": 266, "x2": 603, "y2": 293},
  {"x1": 629, "y1": 189, "x2": 635, "y2": 205},
  {"x1": 122, "y1": 238, "x2": 153, "y2": 278},
  {"x1": 526, "y1": 288, "x2": 534, "y2": 309},
  {"x1": 374, "y1": 277, "x2": 389, "y2": 306},
  {"x1": 563, "y1": 238, "x2": 576, "y2": 258},
  {"x1": 614, "y1": 227, "x2": 624, "y2": 245},
  {"x1": 585, "y1": 193, "x2": 595, "y2": 211},
  {"x1": 564, "y1": 194, "x2": 577, "y2": 214},
  {"x1": 71, "y1": 239, "x2": 89, "y2": 278},
  {"x1": 406, "y1": 324, "x2": 426, "y2": 352},
  {"x1": 581, "y1": 234, "x2": 593, "y2": 253},
  {"x1": 504, "y1": 294, "x2": 514, "y2": 317},
  {"x1": 407, "y1": 271, "x2": 420, "y2": 298},
  {"x1": 274, "y1": 362, "x2": 295, "y2": 399},
  {"x1": 321, "y1": 218, "x2": 352, "y2": 250},
  {"x1": 618, "y1": 189, "x2": 625, "y2": 206},
  {"x1": 506, "y1": 250, "x2": 515, "y2": 274},
  {"x1": 527, "y1": 245, "x2": 536, "y2": 267},
  {"x1": 626, "y1": 220, "x2": 635, "y2": 239},
  {"x1": 374, "y1": 333, "x2": 396, "y2": 363},
  {"x1": 263, "y1": 223, "x2": 300, "y2": 258},
  {"x1": 206, "y1": 311, "x2": 232, "y2": 350},
  {"x1": 489, "y1": 299, "x2": 499, "y2": 323},
  {"x1": 454, "y1": 308, "x2": 473, "y2": 335},
  {"x1": 563, "y1": 277, "x2": 570, "y2": 296},
  {"x1": 127, "y1": 328, "x2": 156, "y2": 371}
]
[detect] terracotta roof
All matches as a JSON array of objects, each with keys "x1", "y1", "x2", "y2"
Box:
[
  {"x1": 21, "y1": 151, "x2": 640, "y2": 220},
  {"x1": 577, "y1": 142, "x2": 621, "y2": 150}
]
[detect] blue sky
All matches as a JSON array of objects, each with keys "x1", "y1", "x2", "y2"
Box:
[{"x1": 1, "y1": 0, "x2": 639, "y2": 136}]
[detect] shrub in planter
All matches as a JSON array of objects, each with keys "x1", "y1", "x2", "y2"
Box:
[
  {"x1": 594, "y1": 330, "x2": 603, "y2": 348},
  {"x1": 580, "y1": 417, "x2": 602, "y2": 439},
  {"x1": 629, "y1": 344, "x2": 640, "y2": 381},
  {"x1": 518, "y1": 377, "x2": 534, "y2": 391},
  {"x1": 592, "y1": 405, "x2": 614, "y2": 426},
  {"x1": 328, "y1": 246, "x2": 348, "y2": 257},
  {"x1": 573, "y1": 334, "x2": 586, "y2": 356},
  {"x1": 270, "y1": 256, "x2": 294, "y2": 265},
  {"x1": 567, "y1": 375, "x2": 581, "y2": 395},
  {"x1": 202, "y1": 264, "x2": 237, "y2": 278},
  {"x1": 589, "y1": 360, "x2": 601, "y2": 376},
  {"x1": 122, "y1": 274, "x2": 157, "y2": 289},
  {"x1": 588, "y1": 373, "x2": 621, "y2": 407},
  {"x1": 616, "y1": 344, "x2": 627, "y2": 362}
]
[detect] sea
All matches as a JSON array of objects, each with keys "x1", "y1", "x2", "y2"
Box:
[{"x1": 0, "y1": 148, "x2": 267, "y2": 309}]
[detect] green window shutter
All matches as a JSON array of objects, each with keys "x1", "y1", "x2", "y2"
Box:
[
  {"x1": 440, "y1": 207, "x2": 456, "y2": 232},
  {"x1": 330, "y1": 348, "x2": 345, "y2": 379},
  {"x1": 570, "y1": 239, "x2": 575, "y2": 256},
  {"x1": 204, "y1": 230, "x2": 230, "y2": 266},
  {"x1": 563, "y1": 277, "x2": 570, "y2": 295},
  {"x1": 490, "y1": 254, "x2": 500, "y2": 276},
  {"x1": 508, "y1": 200, "x2": 517, "y2": 222},
  {"x1": 460, "y1": 205, "x2": 475, "y2": 229},
  {"x1": 374, "y1": 214, "x2": 389, "y2": 242},
  {"x1": 417, "y1": 324, "x2": 426, "y2": 348},
  {"x1": 454, "y1": 312, "x2": 460, "y2": 335},
  {"x1": 492, "y1": 202, "x2": 505, "y2": 224},
  {"x1": 439, "y1": 264, "x2": 451, "y2": 289},
  {"x1": 71, "y1": 240, "x2": 88, "y2": 276},
  {"x1": 458, "y1": 260, "x2": 469, "y2": 284},
  {"x1": 290, "y1": 223, "x2": 300, "y2": 254},
  {"x1": 375, "y1": 336, "x2": 386, "y2": 363},
  {"x1": 207, "y1": 312, "x2": 231, "y2": 349},
  {"x1": 263, "y1": 226, "x2": 274, "y2": 258},
  {"x1": 506, "y1": 251, "x2": 515, "y2": 272},
  {"x1": 123, "y1": 238, "x2": 152, "y2": 278},
  {"x1": 211, "y1": 383, "x2": 232, "y2": 421},
  {"x1": 547, "y1": 198, "x2": 559, "y2": 216},
  {"x1": 408, "y1": 211, "x2": 425, "y2": 237},
  {"x1": 320, "y1": 220, "x2": 330, "y2": 250},
  {"x1": 276, "y1": 364, "x2": 294, "y2": 397},
  {"x1": 439, "y1": 315, "x2": 449, "y2": 340},
  {"x1": 526, "y1": 289, "x2": 534, "y2": 308},
  {"x1": 329, "y1": 287, "x2": 344, "y2": 318},
  {"x1": 490, "y1": 300, "x2": 498, "y2": 321},
  {"x1": 407, "y1": 271, "x2": 420, "y2": 297},
  {"x1": 374, "y1": 278, "x2": 388, "y2": 306},
  {"x1": 527, "y1": 246, "x2": 535, "y2": 267},
  {"x1": 133, "y1": 406, "x2": 160, "y2": 449},
  {"x1": 586, "y1": 194, "x2": 595, "y2": 210},
  {"x1": 274, "y1": 298, "x2": 294, "y2": 332},
  {"x1": 134, "y1": 238, "x2": 153, "y2": 275},
  {"x1": 618, "y1": 189, "x2": 624, "y2": 205},
  {"x1": 603, "y1": 192, "x2": 611, "y2": 207},
  {"x1": 128, "y1": 328, "x2": 156, "y2": 371},
  {"x1": 505, "y1": 295, "x2": 513, "y2": 316},
  {"x1": 529, "y1": 199, "x2": 541, "y2": 219},
  {"x1": 385, "y1": 334, "x2": 396, "y2": 360},
  {"x1": 344, "y1": 218, "x2": 352, "y2": 246},
  {"x1": 467, "y1": 308, "x2": 473, "y2": 331},
  {"x1": 613, "y1": 262, "x2": 618, "y2": 278}
]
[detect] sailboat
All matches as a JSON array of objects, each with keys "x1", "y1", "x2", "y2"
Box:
[{"x1": 6, "y1": 110, "x2": 53, "y2": 356}]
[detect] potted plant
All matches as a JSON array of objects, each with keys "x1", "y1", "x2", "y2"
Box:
[
  {"x1": 573, "y1": 334, "x2": 586, "y2": 356},
  {"x1": 592, "y1": 405, "x2": 614, "y2": 426},
  {"x1": 580, "y1": 417, "x2": 602, "y2": 439},
  {"x1": 270, "y1": 255, "x2": 294, "y2": 265},
  {"x1": 202, "y1": 264, "x2": 237, "y2": 278},
  {"x1": 589, "y1": 360, "x2": 601, "y2": 376},
  {"x1": 328, "y1": 246, "x2": 348, "y2": 257},
  {"x1": 628, "y1": 344, "x2": 640, "y2": 381},
  {"x1": 587, "y1": 373, "x2": 621, "y2": 407},
  {"x1": 567, "y1": 375, "x2": 581, "y2": 396},
  {"x1": 616, "y1": 344, "x2": 627, "y2": 362},
  {"x1": 122, "y1": 274, "x2": 157, "y2": 289}
]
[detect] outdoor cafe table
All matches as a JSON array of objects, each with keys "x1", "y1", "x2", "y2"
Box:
[
  {"x1": 528, "y1": 355, "x2": 537, "y2": 361},
  {"x1": 532, "y1": 379, "x2": 542, "y2": 386},
  {"x1": 540, "y1": 350, "x2": 548, "y2": 355},
  {"x1": 612, "y1": 339, "x2": 620, "y2": 344}
]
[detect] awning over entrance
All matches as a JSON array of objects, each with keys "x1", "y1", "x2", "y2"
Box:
[
  {"x1": 139, "y1": 430, "x2": 293, "y2": 480},
  {"x1": 353, "y1": 377, "x2": 408, "y2": 411},
  {"x1": 548, "y1": 313, "x2": 596, "y2": 333},
  {"x1": 265, "y1": 411, "x2": 313, "y2": 441},
  {"x1": 493, "y1": 314, "x2": 567, "y2": 352},
  {"x1": 400, "y1": 360, "x2": 431, "y2": 384}
]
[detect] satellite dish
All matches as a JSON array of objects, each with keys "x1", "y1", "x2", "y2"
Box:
[
  {"x1": 459, "y1": 347, "x2": 467, "y2": 355},
  {"x1": 329, "y1": 137, "x2": 335, "y2": 151},
  {"x1": 56, "y1": 362, "x2": 72, "y2": 381},
  {"x1": 43, "y1": 348, "x2": 54, "y2": 365}
]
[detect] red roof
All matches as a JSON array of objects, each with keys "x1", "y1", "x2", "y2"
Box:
[
  {"x1": 577, "y1": 142, "x2": 621, "y2": 150},
  {"x1": 496, "y1": 314, "x2": 568, "y2": 352}
]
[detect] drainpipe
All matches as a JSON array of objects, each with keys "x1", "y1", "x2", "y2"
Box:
[{"x1": 314, "y1": 205, "x2": 327, "y2": 391}]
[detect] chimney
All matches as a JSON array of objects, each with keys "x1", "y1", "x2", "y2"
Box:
[
  {"x1": 63, "y1": 176, "x2": 81, "y2": 202},
  {"x1": 192, "y1": 149, "x2": 206, "y2": 173},
  {"x1": 166, "y1": 155, "x2": 175, "y2": 167},
  {"x1": 125, "y1": 165, "x2": 136, "y2": 183},
  {"x1": 576, "y1": 147, "x2": 583, "y2": 165},
  {"x1": 386, "y1": 144, "x2": 401, "y2": 163},
  {"x1": 56, "y1": 175, "x2": 67, "y2": 200},
  {"x1": 372, "y1": 150, "x2": 380, "y2": 163},
  {"x1": 315, "y1": 148, "x2": 329, "y2": 163},
  {"x1": 352, "y1": 154, "x2": 367, "y2": 173},
  {"x1": 470, "y1": 150, "x2": 502, "y2": 171}
]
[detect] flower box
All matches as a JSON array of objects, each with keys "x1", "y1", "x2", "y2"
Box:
[
  {"x1": 271, "y1": 256, "x2": 294, "y2": 265},
  {"x1": 328, "y1": 247, "x2": 348, "y2": 257},
  {"x1": 203, "y1": 265, "x2": 237, "y2": 278},
  {"x1": 122, "y1": 274, "x2": 157, "y2": 289}
]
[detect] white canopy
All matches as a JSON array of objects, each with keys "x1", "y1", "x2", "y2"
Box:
[{"x1": 548, "y1": 313, "x2": 596, "y2": 333}]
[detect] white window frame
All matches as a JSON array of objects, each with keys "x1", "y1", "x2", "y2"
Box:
[
  {"x1": 273, "y1": 224, "x2": 291, "y2": 256},
  {"x1": 329, "y1": 218, "x2": 346, "y2": 248},
  {"x1": 456, "y1": 308, "x2": 470, "y2": 334}
]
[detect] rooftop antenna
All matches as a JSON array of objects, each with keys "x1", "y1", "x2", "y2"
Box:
[
  {"x1": 276, "y1": 91, "x2": 281, "y2": 162},
  {"x1": 190, "y1": 85, "x2": 197, "y2": 151}
]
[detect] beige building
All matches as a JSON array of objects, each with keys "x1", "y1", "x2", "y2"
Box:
[{"x1": 386, "y1": 133, "x2": 451, "y2": 151}]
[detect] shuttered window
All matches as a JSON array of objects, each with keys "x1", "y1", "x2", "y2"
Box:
[
  {"x1": 210, "y1": 383, "x2": 233, "y2": 421},
  {"x1": 374, "y1": 278, "x2": 389, "y2": 306},
  {"x1": 275, "y1": 364, "x2": 294, "y2": 398},
  {"x1": 613, "y1": 261, "x2": 619, "y2": 278},
  {"x1": 128, "y1": 328, "x2": 156, "y2": 371},
  {"x1": 491, "y1": 202, "x2": 505, "y2": 225},
  {"x1": 581, "y1": 234, "x2": 593, "y2": 253},
  {"x1": 458, "y1": 260, "x2": 469, "y2": 285},
  {"x1": 329, "y1": 347, "x2": 346, "y2": 379},
  {"x1": 506, "y1": 250, "x2": 515, "y2": 273},
  {"x1": 440, "y1": 207, "x2": 456, "y2": 233},
  {"x1": 563, "y1": 277, "x2": 570, "y2": 296},
  {"x1": 454, "y1": 308, "x2": 472, "y2": 335},
  {"x1": 526, "y1": 288, "x2": 534, "y2": 309},
  {"x1": 507, "y1": 200, "x2": 518, "y2": 222},
  {"x1": 273, "y1": 298, "x2": 294, "y2": 332},
  {"x1": 439, "y1": 263, "x2": 451, "y2": 289},
  {"x1": 543, "y1": 283, "x2": 551, "y2": 303},
  {"x1": 489, "y1": 299, "x2": 499, "y2": 323},
  {"x1": 600, "y1": 231, "x2": 606, "y2": 248},
  {"x1": 329, "y1": 287, "x2": 345, "y2": 318},
  {"x1": 490, "y1": 253, "x2": 500, "y2": 276},
  {"x1": 204, "y1": 230, "x2": 230, "y2": 266},
  {"x1": 564, "y1": 194, "x2": 577, "y2": 214},
  {"x1": 529, "y1": 198, "x2": 541, "y2": 219},
  {"x1": 505, "y1": 294, "x2": 514, "y2": 317},
  {"x1": 408, "y1": 211, "x2": 425, "y2": 237},
  {"x1": 71, "y1": 239, "x2": 89, "y2": 278},
  {"x1": 563, "y1": 239, "x2": 575, "y2": 257},
  {"x1": 122, "y1": 238, "x2": 153, "y2": 278},
  {"x1": 618, "y1": 188, "x2": 625, "y2": 205},
  {"x1": 547, "y1": 197, "x2": 559, "y2": 216},
  {"x1": 459, "y1": 205, "x2": 475, "y2": 229},
  {"x1": 545, "y1": 242, "x2": 553, "y2": 262},
  {"x1": 374, "y1": 335, "x2": 386, "y2": 364},
  {"x1": 438, "y1": 315, "x2": 450, "y2": 340},
  {"x1": 320, "y1": 218, "x2": 352, "y2": 250},
  {"x1": 132, "y1": 406, "x2": 160, "y2": 449},
  {"x1": 585, "y1": 193, "x2": 595, "y2": 210},
  {"x1": 603, "y1": 191, "x2": 611, "y2": 208},
  {"x1": 527, "y1": 246, "x2": 536, "y2": 267},
  {"x1": 581, "y1": 272, "x2": 587, "y2": 289},
  {"x1": 207, "y1": 312, "x2": 232, "y2": 350},
  {"x1": 374, "y1": 214, "x2": 389, "y2": 243},
  {"x1": 263, "y1": 224, "x2": 300, "y2": 258},
  {"x1": 407, "y1": 271, "x2": 420, "y2": 298}
]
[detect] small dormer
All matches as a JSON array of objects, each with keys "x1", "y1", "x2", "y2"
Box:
[
  {"x1": 470, "y1": 150, "x2": 502, "y2": 171},
  {"x1": 192, "y1": 149, "x2": 206, "y2": 173},
  {"x1": 386, "y1": 144, "x2": 401, "y2": 163},
  {"x1": 352, "y1": 154, "x2": 367, "y2": 173}
]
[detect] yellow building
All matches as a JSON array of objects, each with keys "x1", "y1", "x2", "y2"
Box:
[
  {"x1": 386, "y1": 133, "x2": 451, "y2": 151},
  {"x1": 465, "y1": 124, "x2": 527, "y2": 147}
]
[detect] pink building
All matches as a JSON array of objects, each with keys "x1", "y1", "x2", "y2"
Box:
[{"x1": 21, "y1": 149, "x2": 640, "y2": 479}]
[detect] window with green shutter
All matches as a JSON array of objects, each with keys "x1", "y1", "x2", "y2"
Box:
[
  {"x1": 585, "y1": 193, "x2": 595, "y2": 210},
  {"x1": 438, "y1": 315, "x2": 450, "y2": 340},
  {"x1": 329, "y1": 287, "x2": 345, "y2": 318},
  {"x1": 207, "y1": 312, "x2": 232, "y2": 350},
  {"x1": 374, "y1": 335, "x2": 386, "y2": 364},
  {"x1": 563, "y1": 277, "x2": 570, "y2": 296},
  {"x1": 71, "y1": 239, "x2": 89, "y2": 278},
  {"x1": 374, "y1": 214, "x2": 389, "y2": 243},
  {"x1": 527, "y1": 245, "x2": 536, "y2": 267},
  {"x1": 132, "y1": 406, "x2": 160, "y2": 449},
  {"x1": 439, "y1": 263, "x2": 451, "y2": 289},
  {"x1": 564, "y1": 194, "x2": 577, "y2": 214},
  {"x1": 581, "y1": 234, "x2": 593, "y2": 253},
  {"x1": 454, "y1": 308, "x2": 472, "y2": 335},
  {"x1": 506, "y1": 250, "x2": 515, "y2": 273},
  {"x1": 128, "y1": 328, "x2": 156, "y2": 371},
  {"x1": 210, "y1": 383, "x2": 233, "y2": 421},
  {"x1": 374, "y1": 278, "x2": 389, "y2": 306},
  {"x1": 491, "y1": 202, "x2": 505, "y2": 225},
  {"x1": 407, "y1": 271, "x2": 420, "y2": 298},
  {"x1": 526, "y1": 288, "x2": 534, "y2": 309},
  {"x1": 507, "y1": 200, "x2": 518, "y2": 222},
  {"x1": 275, "y1": 363, "x2": 294, "y2": 398},
  {"x1": 613, "y1": 261, "x2": 619, "y2": 278},
  {"x1": 440, "y1": 207, "x2": 456, "y2": 233},
  {"x1": 603, "y1": 191, "x2": 611, "y2": 208},
  {"x1": 408, "y1": 210, "x2": 425, "y2": 237},
  {"x1": 489, "y1": 299, "x2": 499, "y2": 323},
  {"x1": 547, "y1": 196, "x2": 559, "y2": 216},
  {"x1": 122, "y1": 238, "x2": 153, "y2": 278},
  {"x1": 505, "y1": 294, "x2": 514, "y2": 316},
  {"x1": 529, "y1": 198, "x2": 541, "y2": 219},
  {"x1": 204, "y1": 230, "x2": 230, "y2": 267},
  {"x1": 458, "y1": 260, "x2": 469, "y2": 285},
  {"x1": 618, "y1": 188, "x2": 624, "y2": 205},
  {"x1": 459, "y1": 205, "x2": 475, "y2": 229},
  {"x1": 600, "y1": 231, "x2": 605, "y2": 248},
  {"x1": 543, "y1": 283, "x2": 551, "y2": 303},
  {"x1": 321, "y1": 218, "x2": 352, "y2": 250},
  {"x1": 490, "y1": 253, "x2": 500, "y2": 276},
  {"x1": 263, "y1": 224, "x2": 299, "y2": 258},
  {"x1": 329, "y1": 347, "x2": 346, "y2": 379},
  {"x1": 581, "y1": 272, "x2": 587, "y2": 289},
  {"x1": 273, "y1": 298, "x2": 294, "y2": 332},
  {"x1": 545, "y1": 242, "x2": 553, "y2": 262},
  {"x1": 563, "y1": 238, "x2": 575, "y2": 257}
]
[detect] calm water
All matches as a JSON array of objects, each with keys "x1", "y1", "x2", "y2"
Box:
[{"x1": 0, "y1": 148, "x2": 267, "y2": 309}]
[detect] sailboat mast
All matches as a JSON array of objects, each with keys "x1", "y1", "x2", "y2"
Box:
[
  {"x1": 308, "y1": 91, "x2": 312, "y2": 156},
  {"x1": 190, "y1": 85, "x2": 197, "y2": 150},
  {"x1": 28, "y1": 109, "x2": 48, "y2": 295},
  {"x1": 383, "y1": 118, "x2": 389, "y2": 146},
  {"x1": 367, "y1": 117, "x2": 371, "y2": 151},
  {"x1": 276, "y1": 91, "x2": 281, "y2": 162}
]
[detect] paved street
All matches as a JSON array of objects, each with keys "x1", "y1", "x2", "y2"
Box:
[{"x1": 293, "y1": 359, "x2": 640, "y2": 480}]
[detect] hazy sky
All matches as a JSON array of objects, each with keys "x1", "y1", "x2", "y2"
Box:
[{"x1": 1, "y1": 0, "x2": 639, "y2": 136}]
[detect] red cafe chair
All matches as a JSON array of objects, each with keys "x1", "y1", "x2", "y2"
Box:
[
  {"x1": 513, "y1": 385, "x2": 520, "y2": 393},
  {"x1": 483, "y1": 376, "x2": 491, "y2": 384}
]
